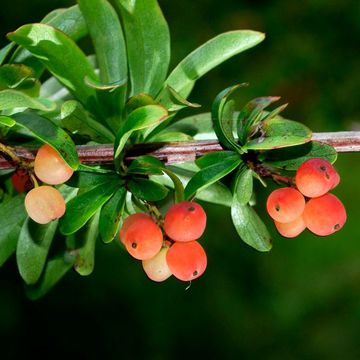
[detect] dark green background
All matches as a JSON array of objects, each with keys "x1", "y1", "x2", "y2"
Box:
[{"x1": 1, "y1": 0, "x2": 360, "y2": 358}]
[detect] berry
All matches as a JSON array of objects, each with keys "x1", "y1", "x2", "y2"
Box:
[
  {"x1": 275, "y1": 215, "x2": 306, "y2": 238},
  {"x1": 164, "y1": 201, "x2": 206, "y2": 242},
  {"x1": 303, "y1": 193, "x2": 346, "y2": 236},
  {"x1": 120, "y1": 213, "x2": 163, "y2": 260},
  {"x1": 266, "y1": 187, "x2": 305, "y2": 223},
  {"x1": 295, "y1": 158, "x2": 339, "y2": 198},
  {"x1": 166, "y1": 241, "x2": 207, "y2": 281},
  {"x1": 142, "y1": 246, "x2": 172, "y2": 282},
  {"x1": 11, "y1": 169, "x2": 33, "y2": 193},
  {"x1": 24, "y1": 186, "x2": 66, "y2": 224},
  {"x1": 34, "y1": 144, "x2": 73, "y2": 185}
]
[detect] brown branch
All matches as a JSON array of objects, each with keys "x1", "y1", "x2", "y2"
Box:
[{"x1": 0, "y1": 131, "x2": 359, "y2": 169}]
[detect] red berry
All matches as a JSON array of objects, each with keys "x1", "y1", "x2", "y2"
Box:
[
  {"x1": 266, "y1": 188, "x2": 305, "y2": 223},
  {"x1": 24, "y1": 186, "x2": 66, "y2": 224},
  {"x1": 120, "y1": 213, "x2": 163, "y2": 260},
  {"x1": 11, "y1": 169, "x2": 33, "y2": 193},
  {"x1": 142, "y1": 246, "x2": 172, "y2": 282},
  {"x1": 34, "y1": 144, "x2": 74, "y2": 185},
  {"x1": 303, "y1": 193, "x2": 346, "y2": 236},
  {"x1": 164, "y1": 201, "x2": 206, "y2": 242},
  {"x1": 166, "y1": 241, "x2": 207, "y2": 281},
  {"x1": 295, "y1": 158, "x2": 339, "y2": 198},
  {"x1": 275, "y1": 215, "x2": 306, "y2": 238}
]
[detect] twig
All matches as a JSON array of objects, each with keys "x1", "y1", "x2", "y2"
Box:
[{"x1": 0, "y1": 131, "x2": 359, "y2": 169}]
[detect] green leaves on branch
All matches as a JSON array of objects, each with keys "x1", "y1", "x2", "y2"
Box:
[
  {"x1": 185, "y1": 152, "x2": 242, "y2": 200},
  {"x1": 8, "y1": 23, "x2": 99, "y2": 112},
  {"x1": 0, "y1": 112, "x2": 79, "y2": 170},
  {"x1": 159, "y1": 31, "x2": 265, "y2": 106},
  {"x1": 113, "y1": 0, "x2": 170, "y2": 96},
  {"x1": 114, "y1": 105, "x2": 168, "y2": 160},
  {"x1": 0, "y1": 90, "x2": 54, "y2": 112}
]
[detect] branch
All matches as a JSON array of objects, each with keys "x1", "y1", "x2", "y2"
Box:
[{"x1": 1, "y1": 131, "x2": 359, "y2": 169}]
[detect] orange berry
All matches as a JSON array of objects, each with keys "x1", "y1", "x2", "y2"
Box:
[
  {"x1": 120, "y1": 213, "x2": 163, "y2": 260},
  {"x1": 166, "y1": 241, "x2": 207, "y2": 281},
  {"x1": 266, "y1": 188, "x2": 305, "y2": 223},
  {"x1": 275, "y1": 215, "x2": 306, "y2": 238},
  {"x1": 24, "y1": 186, "x2": 66, "y2": 224},
  {"x1": 11, "y1": 169, "x2": 33, "y2": 193},
  {"x1": 142, "y1": 246, "x2": 172, "y2": 282},
  {"x1": 34, "y1": 144, "x2": 73, "y2": 185},
  {"x1": 164, "y1": 201, "x2": 206, "y2": 242},
  {"x1": 303, "y1": 193, "x2": 346, "y2": 236},
  {"x1": 295, "y1": 158, "x2": 339, "y2": 198}
]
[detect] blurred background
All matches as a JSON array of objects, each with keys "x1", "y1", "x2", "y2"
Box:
[{"x1": 1, "y1": 0, "x2": 360, "y2": 358}]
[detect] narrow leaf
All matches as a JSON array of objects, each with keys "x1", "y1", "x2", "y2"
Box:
[
  {"x1": 113, "y1": 0, "x2": 170, "y2": 96},
  {"x1": 99, "y1": 186, "x2": 127, "y2": 243},
  {"x1": 8, "y1": 23, "x2": 98, "y2": 112},
  {"x1": 231, "y1": 199, "x2": 272, "y2": 252},
  {"x1": 16, "y1": 218, "x2": 58, "y2": 285},
  {"x1": 60, "y1": 180, "x2": 119, "y2": 235},
  {"x1": 114, "y1": 105, "x2": 168, "y2": 159},
  {"x1": 127, "y1": 155, "x2": 165, "y2": 175},
  {"x1": 196, "y1": 151, "x2": 237, "y2": 169},
  {"x1": 25, "y1": 253, "x2": 76, "y2": 300},
  {"x1": 0, "y1": 90, "x2": 55, "y2": 112},
  {"x1": 160, "y1": 31, "x2": 265, "y2": 102},
  {"x1": 262, "y1": 141, "x2": 338, "y2": 170},
  {"x1": 184, "y1": 155, "x2": 241, "y2": 200},
  {"x1": 0, "y1": 195, "x2": 27, "y2": 267},
  {"x1": 244, "y1": 118, "x2": 312, "y2": 151},
  {"x1": 0, "y1": 43, "x2": 15, "y2": 65},
  {"x1": 3, "y1": 112, "x2": 79, "y2": 170},
  {"x1": 128, "y1": 178, "x2": 169, "y2": 201},
  {"x1": 72, "y1": 211, "x2": 100, "y2": 276},
  {"x1": 233, "y1": 166, "x2": 253, "y2": 205}
]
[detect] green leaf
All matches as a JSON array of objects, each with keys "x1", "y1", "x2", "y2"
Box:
[
  {"x1": 151, "y1": 162, "x2": 233, "y2": 207},
  {"x1": 157, "y1": 85, "x2": 201, "y2": 112},
  {"x1": 166, "y1": 112, "x2": 215, "y2": 140},
  {"x1": 0, "y1": 90, "x2": 55, "y2": 112},
  {"x1": 231, "y1": 200, "x2": 272, "y2": 252},
  {"x1": 244, "y1": 118, "x2": 312, "y2": 151},
  {"x1": 66, "y1": 171, "x2": 119, "y2": 191},
  {"x1": 127, "y1": 155, "x2": 165, "y2": 175},
  {"x1": 126, "y1": 93, "x2": 157, "y2": 114},
  {"x1": 0, "y1": 195, "x2": 27, "y2": 267},
  {"x1": 60, "y1": 180, "x2": 119, "y2": 235},
  {"x1": 0, "y1": 64, "x2": 40, "y2": 96},
  {"x1": 71, "y1": 210, "x2": 100, "y2": 276},
  {"x1": 12, "y1": 5, "x2": 88, "y2": 76},
  {"x1": 160, "y1": 31, "x2": 265, "y2": 103},
  {"x1": 113, "y1": 0, "x2": 170, "y2": 96},
  {"x1": 148, "y1": 131, "x2": 193, "y2": 143},
  {"x1": 8, "y1": 23, "x2": 98, "y2": 112},
  {"x1": 61, "y1": 100, "x2": 115, "y2": 143},
  {"x1": 262, "y1": 141, "x2": 338, "y2": 170},
  {"x1": 184, "y1": 155, "x2": 241, "y2": 200},
  {"x1": 237, "y1": 96, "x2": 280, "y2": 144},
  {"x1": 1, "y1": 112, "x2": 79, "y2": 170},
  {"x1": 78, "y1": 0, "x2": 127, "y2": 86},
  {"x1": 16, "y1": 218, "x2": 58, "y2": 285},
  {"x1": 212, "y1": 84, "x2": 245, "y2": 151},
  {"x1": 128, "y1": 178, "x2": 169, "y2": 201},
  {"x1": 99, "y1": 186, "x2": 126, "y2": 243},
  {"x1": 233, "y1": 166, "x2": 253, "y2": 205},
  {"x1": 114, "y1": 105, "x2": 168, "y2": 159},
  {"x1": 162, "y1": 168, "x2": 185, "y2": 203},
  {"x1": 196, "y1": 151, "x2": 237, "y2": 169},
  {"x1": 0, "y1": 43, "x2": 15, "y2": 65},
  {"x1": 25, "y1": 253, "x2": 76, "y2": 300}
]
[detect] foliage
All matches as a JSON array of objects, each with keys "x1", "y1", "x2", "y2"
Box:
[{"x1": 0, "y1": 0, "x2": 339, "y2": 298}]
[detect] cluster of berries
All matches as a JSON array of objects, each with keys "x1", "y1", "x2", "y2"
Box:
[
  {"x1": 120, "y1": 201, "x2": 207, "y2": 282},
  {"x1": 23, "y1": 144, "x2": 73, "y2": 224},
  {"x1": 267, "y1": 158, "x2": 346, "y2": 238}
]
